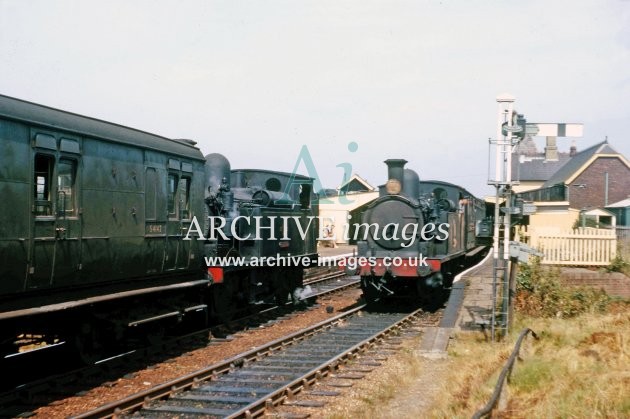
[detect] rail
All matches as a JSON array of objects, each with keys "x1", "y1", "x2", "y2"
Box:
[
  {"x1": 1, "y1": 271, "x2": 358, "y2": 417},
  {"x1": 72, "y1": 306, "x2": 368, "y2": 418},
  {"x1": 472, "y1": 328, "x2": 538, "y2": 419},
  {"x1": 72, "y1": 306, "x2": 430, "y2": 418}
]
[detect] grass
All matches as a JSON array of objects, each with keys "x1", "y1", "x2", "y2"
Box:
[
  {"x1": 429, "y1": 301, "x2": 630, "y2": 418},
  {"x1": 321, "y1": 341, "x2": 427, "y2": 419}
]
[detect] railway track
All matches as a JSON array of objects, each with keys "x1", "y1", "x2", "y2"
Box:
[
  {"x1": 0, "y1": 270, "x2": 359, "y2": 418},
  {"x1": 74, "y1": 305, "x2": 438, "y2": 418}
]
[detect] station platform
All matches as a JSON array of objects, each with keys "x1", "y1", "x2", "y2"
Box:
[
  {"x1": 417, "y1": 252, "x2": 496, "y2": 357},
  {"x1": 454, "y1": 252, "x2": 495, "y2": 331},
  {"x1": 317, "y1": 244, "x2": 357, "y2": 258}
]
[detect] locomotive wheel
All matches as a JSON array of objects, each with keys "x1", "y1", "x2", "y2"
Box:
[
  {"x1": 274, "y1": 277, "x2": 291, "y2": 306},
  {"x1": 280, "y1": 267, "x2": 307, "y2": 306},
  {"x1": 360, "y1": 276, "x2": 381, "y2": 305},
  {"x1": 416, "y1": 280, "x2": 448, "y2": 311},
  {"x1": 272, "y1": 268, "x2": 296, "y2": 306},
  {"x1": 275, "y1": 287, "x2": 289, "y2": 306}
]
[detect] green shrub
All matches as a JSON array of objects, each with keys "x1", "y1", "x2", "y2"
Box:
[
  {"x1": 605, "y1": 252, "x2": 629, "y2": 274},
  {"x1": 515, "y1": 258, "x2": 610, "y2": 318}
]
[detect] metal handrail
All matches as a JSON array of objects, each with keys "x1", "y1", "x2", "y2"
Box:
[{"x1": 472, "y1": 328, "x2": 538, "y2": 419}]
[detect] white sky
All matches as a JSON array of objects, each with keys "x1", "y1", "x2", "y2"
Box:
[{"x1": 1, "y1": 0, "x2": 629, "y2": 197}]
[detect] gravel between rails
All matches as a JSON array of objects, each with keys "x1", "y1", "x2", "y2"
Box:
[{"x1": 31, "y1": 289, "x2": 362, "y2": 418}]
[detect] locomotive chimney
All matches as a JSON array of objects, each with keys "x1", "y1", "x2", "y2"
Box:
[
  {"x1": 205, "y1": 153, "x2": 231, "y2": 196},
  {"x1": 384, "y1": 159, "x2": 407, "y2": 195}
]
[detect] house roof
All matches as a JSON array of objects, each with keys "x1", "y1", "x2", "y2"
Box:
[
  {"x1": 337, "y1": 174, "x2": 375, "y2": 192},
  {"x1": 514, "y1": 154, "x2": 572, "y2": 181},
  {"x1": 542, "y1": 140, "x2": 625, "y2": 187},
  {"x1": 606, "y1": 198, "x2": 630, "y2": 208},
  {"x1": 584, "y1": 208, "x2": 614, "y2": 217}
]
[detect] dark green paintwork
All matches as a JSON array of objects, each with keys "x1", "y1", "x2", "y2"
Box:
[{"x1": 0, "y1": 95, "x2": 206, "y2": 297}]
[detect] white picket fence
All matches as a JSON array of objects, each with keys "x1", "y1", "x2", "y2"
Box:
[{"x1": 519, "y1": 226, "x2": 617, "y2": 266}]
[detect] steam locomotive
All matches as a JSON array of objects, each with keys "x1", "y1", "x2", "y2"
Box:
[
  {"x1": 0, "y1": 94, "x2": 317, "y2": 360},
  {"x1": 356, "y1": 159, "x2": 490, "y2": 304}
]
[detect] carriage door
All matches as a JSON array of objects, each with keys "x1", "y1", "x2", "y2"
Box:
[
  {"x1": 177, "y1": 163, "x2": 193, "y2": 270},
  {"x1": 164, "y1": 160, "x2": 193, "y2": 271},
  {"x1": 29, "y1": 134, "x2": 82, "y2": 289},
  {"x1": 53, "y1": 149, "x2": 82, "y2": 284}
]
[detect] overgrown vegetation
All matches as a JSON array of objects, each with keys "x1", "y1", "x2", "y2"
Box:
[
  {"x1": 571, "y1": 217, "x2": 599, "y2": 229},
  {"x1": 606, "y1": 251, "x2": 630, "y2": 275},
  {"x1": 428, "y1": 257, "x2": 628, "y2": 418},
  {"x1": 430, "y1": 305, "x2": 630, "y2": 418},
  {"x1": 514, "y1": 257, "x2": 610, "y2": 317}
]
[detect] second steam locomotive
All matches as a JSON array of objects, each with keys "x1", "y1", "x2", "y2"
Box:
[{"x1": 355, "y1": 159, "x2": 490, "y2": 304}]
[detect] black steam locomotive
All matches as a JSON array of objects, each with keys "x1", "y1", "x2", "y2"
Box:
[
  {"x1": 356, "y1": 159, "x2": 490, "y2": 304},
  {"x1": 0, "y1": 95, "x2": 317, "y2": 360}
]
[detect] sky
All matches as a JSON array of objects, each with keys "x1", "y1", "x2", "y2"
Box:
[{"x1": 1, "y1": 0, "x2": 629, "y2": 197}]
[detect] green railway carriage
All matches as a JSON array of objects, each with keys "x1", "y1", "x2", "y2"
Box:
[
  {"x1": 0, "y1": 94, "x2": 207, "y2": 296},
  {"x1": 0, "y1": 95, "x2": 208, "y2": 357}
]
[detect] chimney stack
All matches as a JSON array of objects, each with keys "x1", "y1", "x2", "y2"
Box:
[
  {"x1": 569, "y1": 140, "x2": 577, "y2": 157},
  {"x1": 545, "y1": 136, "x2": 558, "y2": 161}
]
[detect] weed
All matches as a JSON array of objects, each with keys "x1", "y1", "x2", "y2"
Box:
[
  {"x1": 515, "y1": 257, "x2": 611, "y2": 317},
  {"x1": 606, "y1": 251, "x2": 630, "y2": 275}
]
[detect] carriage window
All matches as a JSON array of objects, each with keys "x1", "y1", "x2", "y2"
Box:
[
  {"x1": 57, "y1": 159, "x2": 76, "y2": 216},
  {"x1": 34, "y1": 155, "x2": 54, "y2": 216},
  {"x1": 179, "y1": 177, "x2": 191, "y2": 219},
  {"x1": 167, "y1": 173, "x2": 178, "y2": 217}
]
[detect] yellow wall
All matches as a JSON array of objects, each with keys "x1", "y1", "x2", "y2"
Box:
[
  {"x1": 319, "y1": 191, "x2": 379, "y2": 244},
  {"x1": 527, "y1": 204, "x2": 580, "y2": 231}
]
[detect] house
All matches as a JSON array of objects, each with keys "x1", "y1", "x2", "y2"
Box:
[
  {"x1": 318, "y1": 174, "x2": 379, "y2": 245},
  {"x1": 514, "y1": 139, "x2": 630, "y2": 262},
  {"x1": 517, "y1": 140, "x2": 630, "y2": 218},
  {"x1": 542, "y1": 140, "x2": 630, "y2": 209},
  {"x1": 513, "y1": 137, "x2": 630, "y2": 265}
]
